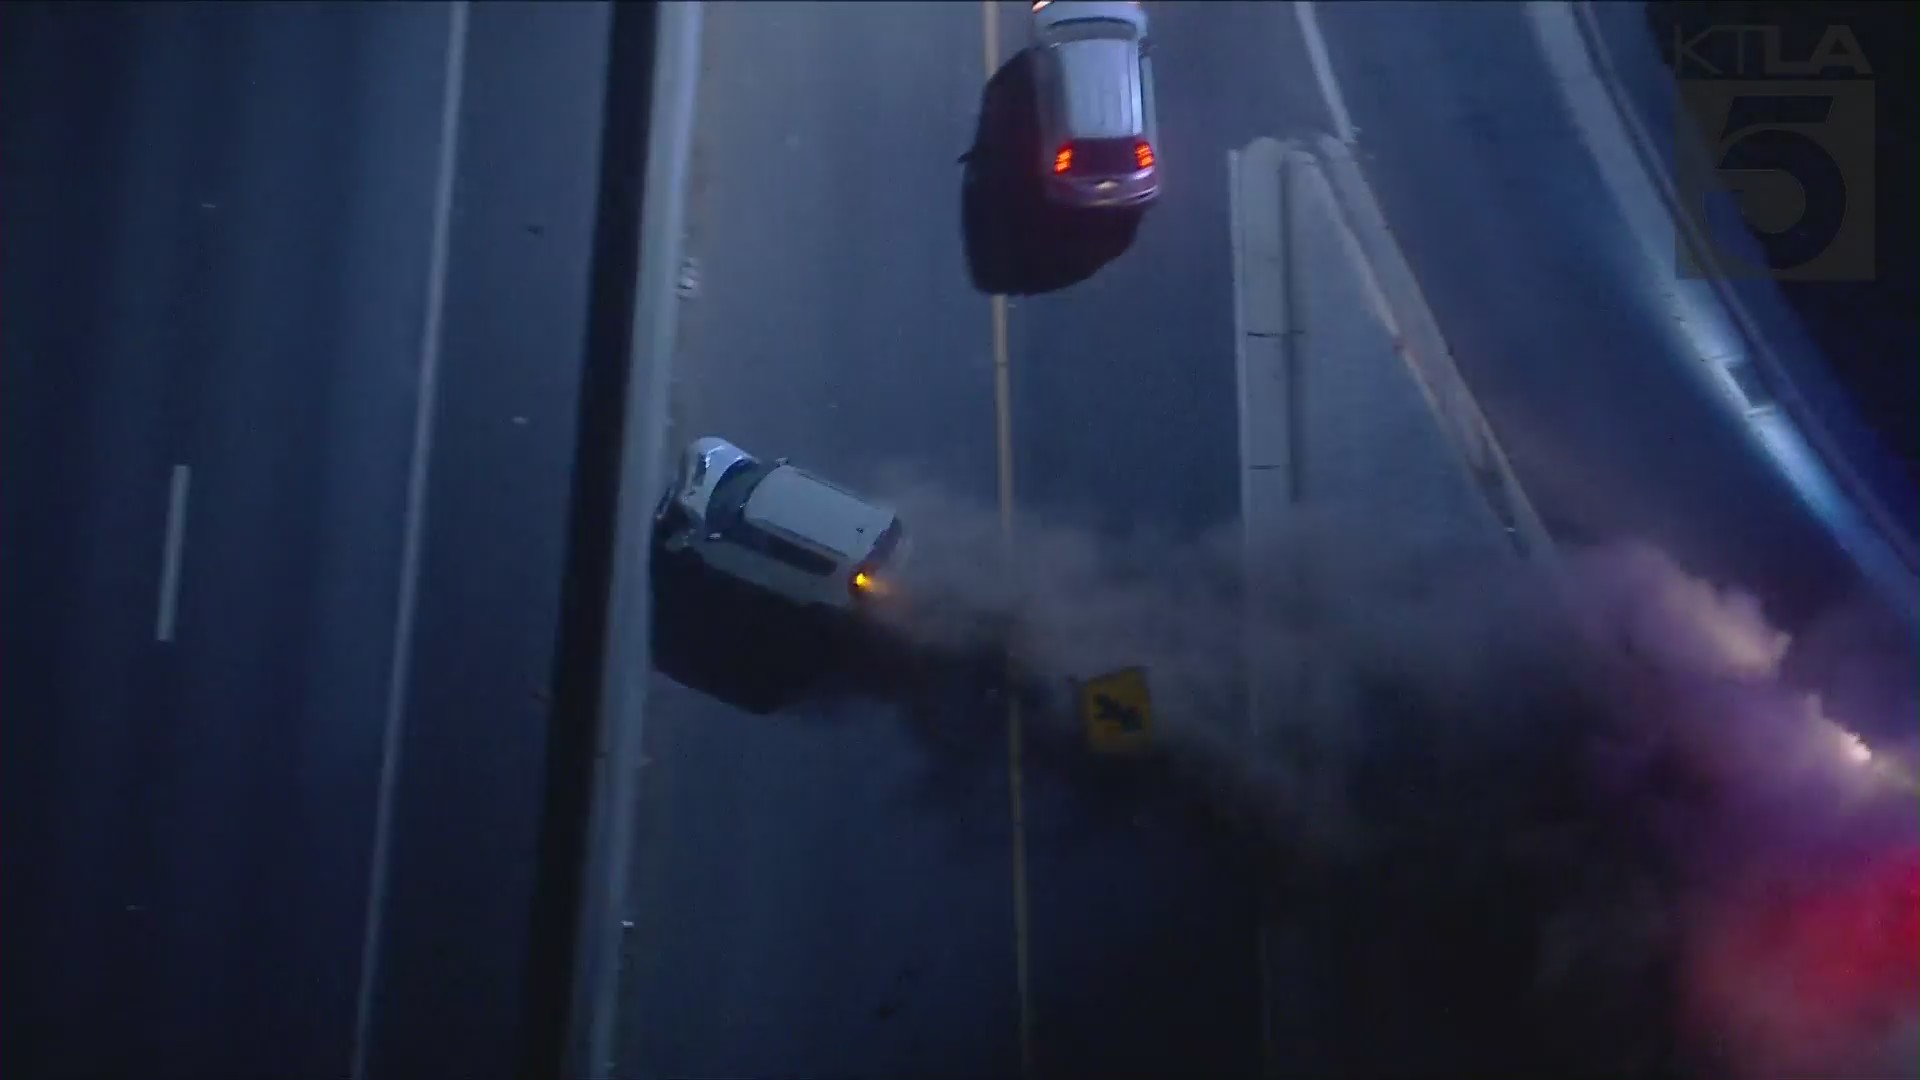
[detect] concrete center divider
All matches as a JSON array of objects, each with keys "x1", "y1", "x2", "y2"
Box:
[
  {"x1": 1228, "y1": 133, "x2": 1554, "y2": 1077},
  {"x1": 1229, "y1": 133, "x2": 1554, "y2": 666},
  {"x1": 557, "y1": 4, "x2": 703, "y2": 1077}
]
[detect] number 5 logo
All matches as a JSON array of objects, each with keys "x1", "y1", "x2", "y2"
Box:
[{"x1": 1675, "y1": 79, "x2": 1875, "y2": 281}]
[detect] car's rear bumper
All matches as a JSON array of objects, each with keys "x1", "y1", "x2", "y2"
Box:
[{"x1": 1044, "y1": 169, "x2": 1159, "y2": 209}]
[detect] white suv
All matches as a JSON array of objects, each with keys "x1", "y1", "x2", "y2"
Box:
[{"x1": 652, "y1": 436, "x2": 910, "y2": 614}]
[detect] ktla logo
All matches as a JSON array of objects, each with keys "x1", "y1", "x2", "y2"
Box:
[{"x1": 1673, "y1": 24, "x2": 1875, "y2": 281}]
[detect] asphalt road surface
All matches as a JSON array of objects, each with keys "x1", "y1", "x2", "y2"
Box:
[
  {"x1": 620, "y1": 3, "x2": 1327, "y2": 1079},
  {"x1": 2, "y1": 4, "x2": 617, "y2": 1077},
  {"x1": 6, "y1": 1, "x2": 1892, "y2": 1078},
  {"x1": 1, "y1": 7, "x2": 452, "y2": 1074},
  {"x1": 623, "y1": 2, "x2": 1904, "y2": 1079},
  {"x1": 1311, "y1": 0, "x2": 1870, "y2": 628}
]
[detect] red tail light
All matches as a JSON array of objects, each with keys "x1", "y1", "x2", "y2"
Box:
[
  {"x1": 1053, "y1": 144, "x2": 1073, "y2": 175},
  {"x1": 1134, "y1": 140, "x2": 1155, "y2": 169}
]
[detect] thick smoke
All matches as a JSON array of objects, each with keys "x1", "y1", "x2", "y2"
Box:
[{"x1": 868, "y1": 478, "x2": 1919, "y2": 1079}]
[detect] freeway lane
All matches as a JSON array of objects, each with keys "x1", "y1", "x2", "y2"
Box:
[
  {"x1": 1306, "y1": 0, "x2": 1869, "y2": 630},
  {"x1": 0, "y1": 6, "x2": 453, "y2": 1075},
  {"x1": 617, "y1": 4, "x2": 1018, "y2": 1078},
  {"x1": 607, "y1": 0, "x2": 1907, "y2": 1075},
  {"x1": 622, "y1": 1, "x2": 1908, "y2": 1076},
  {"x1": 2, "y1": 5, "x2": 623, "y2": 1076},
  {"x1": 622, "y1": 3, "x2": 1339, "y2": 1078},
  {"x1": 988, "y1": 3, "x2": 1331, "y2": 1078}
]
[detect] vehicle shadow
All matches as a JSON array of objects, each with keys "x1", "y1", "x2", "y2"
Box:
[
  {"x1": 809, "y1": 618, "x2": 1275, "y2": 857},
  {"x1": 959, "y1": 49, "x2": 1143, "y2": 296},
  {"x1": 649, "y1": 555, "x2": 839, "y2": 715},
  {"x1": 654, "y1": 559, "x2": 1277, "y2": 862},
  {"x1": 804, "y1": 618, "x2": 1019, "y2": 763}
]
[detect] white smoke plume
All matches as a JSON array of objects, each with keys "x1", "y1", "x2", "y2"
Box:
[{"x1": 867, "y1": 478, "x2": 1919, "y2": 1079}]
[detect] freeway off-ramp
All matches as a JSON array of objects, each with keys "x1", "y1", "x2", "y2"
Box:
[{"x1": 618, "y1": 2, "x2": 1895, "y2": 1078}]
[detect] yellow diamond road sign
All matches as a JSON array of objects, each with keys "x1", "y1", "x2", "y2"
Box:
[{"x1": 1078, "y1": 666, "x2": 1153, "y2": 754}]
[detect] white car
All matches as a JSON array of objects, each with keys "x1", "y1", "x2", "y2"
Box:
[{"x1": 652, "y1": 436, "x2": 909, "y2": 614}]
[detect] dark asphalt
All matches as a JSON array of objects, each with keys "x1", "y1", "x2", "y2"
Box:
[
  {"x1": 619, "y1": 4, "x2": 1018, "y2": 1077},
  {"x1": 10, "y1": 1, "x2": 1901, "y2": 1078},
  {"x1": 1311, "y1": 0, "x2": 1878, "y2": 629},
  {"x1": 2, "y1": 4, "x2": 620, "y2": 1077},
  {"x1": 624, "y1": 2, "x2": 1912, "y2": 1079},
  {"x1": 1, "y1": 6, "x2": 446, "y2": 1075},
  {"x1": 622, "y1": 3, "x2": 1324, "y2": 1079},
  {"x1": 993, "y1": 5, "x2": 1328, "y2": 1079}
]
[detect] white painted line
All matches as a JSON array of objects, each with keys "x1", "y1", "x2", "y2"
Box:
[
  {"x1": 154, "y1": 464, "x2": 192, "y2": 642},
  {"x1": 1292, "y1": 0, "x2": 1355, "y2": 145},
  {"x1": 1308, "y1": 132, "x2": 1556, "y2": 564},
  {"x1": 1524, "y1": 2, "x2": 1746, "y2": 407},
  {"x1": 1527, "y1": 1, "x2": 1917, "y2": 625},
  {"x1": 350, "y1": 4, "x2": 468, "y2": 1078}
]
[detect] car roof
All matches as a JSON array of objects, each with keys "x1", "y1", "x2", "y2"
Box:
[
  {"x1": 742, "y1": 465, "x2": 894, "y2": 561},
  {"x1": 1049, "y1": 35, "x2": 1142, "y2": 140}
]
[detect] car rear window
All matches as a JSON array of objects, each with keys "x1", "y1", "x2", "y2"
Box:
[{"x1": 1068, "y1": 136, "x2": 1142, "y2": 175}]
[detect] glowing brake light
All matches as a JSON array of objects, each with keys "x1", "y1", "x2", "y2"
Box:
[
  {"x1": 1134, "y1": 140, "x2": 1154, "y2": 169},
  {"x1": 1053, "y1": 144, "x2": 1073, "y2": 175}
]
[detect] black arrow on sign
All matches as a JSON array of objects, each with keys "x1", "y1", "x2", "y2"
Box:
[{"x1": 1093, "y1": 692, "x2": 1145, "y2": 733}]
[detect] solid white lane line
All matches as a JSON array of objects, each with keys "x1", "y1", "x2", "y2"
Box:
[
  {"x1": 1293, "y1": 0, "x2": 1355, "y2": 145},
  {"x1": 154, "y1": 464, "x2": 192, "y2": 643},
  {"x1": 349, "y1": 4, "x2": 468, "y2": 1078}
]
